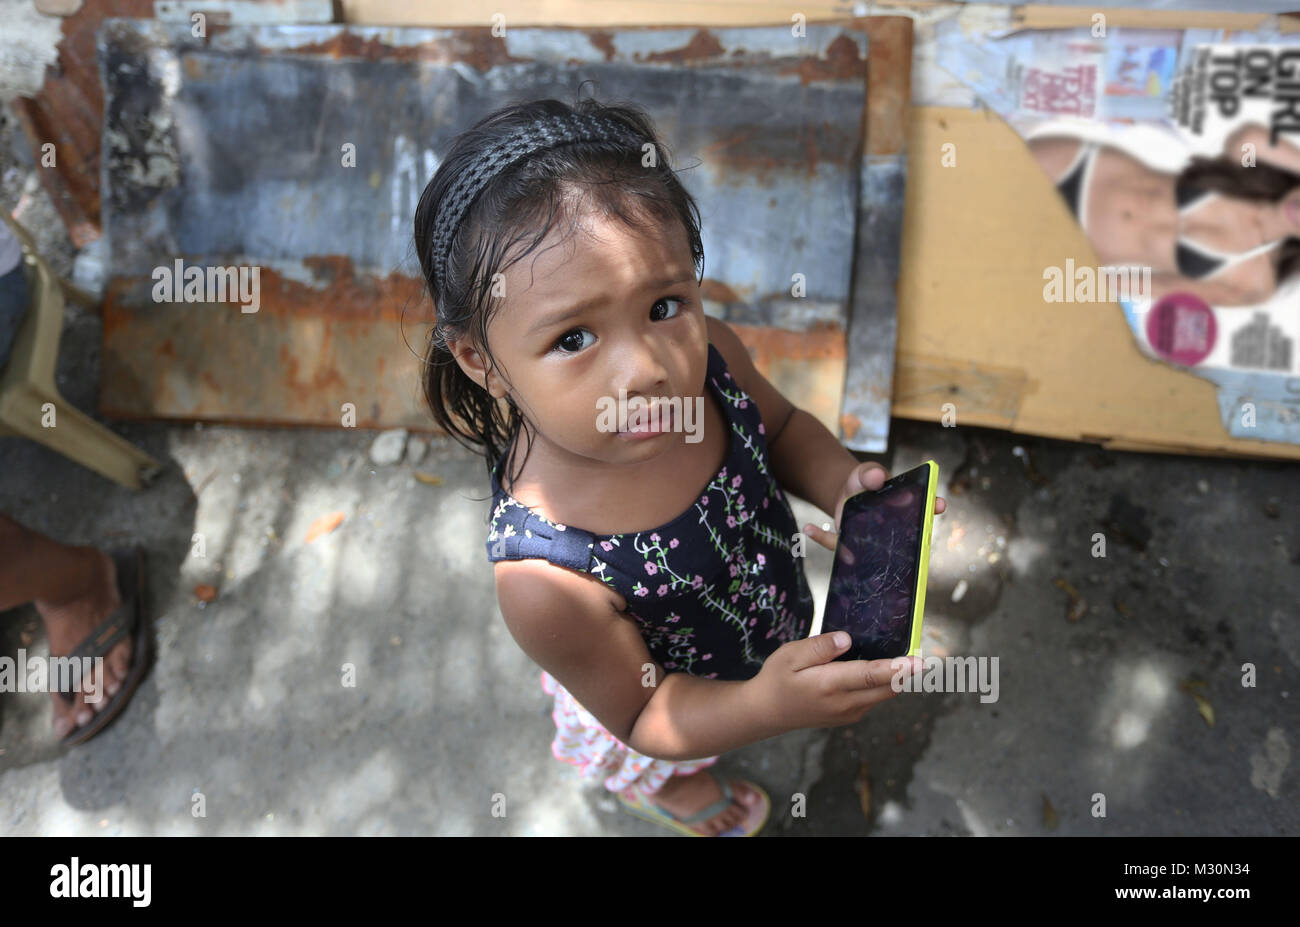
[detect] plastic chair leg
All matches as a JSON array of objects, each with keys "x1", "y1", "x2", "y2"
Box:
[{"x1": 0, "y1": 383, "x2": 161, "y2": 489}]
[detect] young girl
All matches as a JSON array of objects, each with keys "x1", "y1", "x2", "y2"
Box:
[{"x1": 414, "y1": 96, "x2": 944, "y2": 836}]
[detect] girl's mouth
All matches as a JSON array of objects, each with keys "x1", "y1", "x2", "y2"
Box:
[{"x1": 619, "y1": 404, "x2": 673, "y2": 438}]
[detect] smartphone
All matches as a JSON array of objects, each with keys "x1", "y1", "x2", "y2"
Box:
[{"x1": 820, "y1": 460, "x2": 939, "y2": 662}]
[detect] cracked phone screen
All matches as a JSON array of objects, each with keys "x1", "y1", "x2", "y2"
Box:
[{"x1": 822, "y1": 467, "x2": 928, "y2": 661}]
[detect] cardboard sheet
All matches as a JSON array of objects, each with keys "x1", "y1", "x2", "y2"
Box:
[{"x1": 896, "y1": 104, "x2": 1300, "y2": 460}]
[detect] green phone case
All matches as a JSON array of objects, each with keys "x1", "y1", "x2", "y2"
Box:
[{"x1": 906, "y1": 459, "x2": 940, "y2": 658}]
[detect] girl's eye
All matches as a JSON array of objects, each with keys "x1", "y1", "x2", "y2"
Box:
[
  {"x1": 555, "y1": 328, "x2": 595, "y2": 354},
  {"x1": 553, "y1": 297, "x2": 686, "y2": 354},
  {"x1": 651, "y1": 297, "x2": 686, "y2": 322}
]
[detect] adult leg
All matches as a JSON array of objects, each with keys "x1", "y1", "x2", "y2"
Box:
[{"x1": 0, "y1": 514, "x2": 134, "y2": 738}]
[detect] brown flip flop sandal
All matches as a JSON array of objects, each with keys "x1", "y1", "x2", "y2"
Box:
[{"x1": 58, "y1": 545, "x2": 152, "y2": 747}]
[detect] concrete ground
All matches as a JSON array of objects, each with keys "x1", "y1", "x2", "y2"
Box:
[
  {"x1": 2, "y1": 402, "x2": 1296, "y2": 836},
  {"x1": 1, "y1": 0, "x2": 1296, "y2": 837}
]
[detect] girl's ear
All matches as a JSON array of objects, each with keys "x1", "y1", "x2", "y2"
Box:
[{"x1": 446, "y1": 336, "x2": 508, "y2": 399}]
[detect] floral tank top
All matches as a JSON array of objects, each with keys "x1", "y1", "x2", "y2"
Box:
[{"x1": 484, "y1": 341, "x2": 814, "y2": 682}]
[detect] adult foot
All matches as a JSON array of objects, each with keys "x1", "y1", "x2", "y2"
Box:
[
  {"x1": 33, "y1": 547, "x2": 134, "y2": 741},
  {"x1": 642, "y1": 770, "x2": 766, "y2": 836}
]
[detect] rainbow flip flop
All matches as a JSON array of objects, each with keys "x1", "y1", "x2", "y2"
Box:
[{"x1": 618, "y1": 777, "x2": 771, "y2": 837}]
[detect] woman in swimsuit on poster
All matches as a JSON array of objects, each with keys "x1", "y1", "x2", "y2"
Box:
[{"x1": 1029, "y1": 123, "x2": 1300, "y2": 307}]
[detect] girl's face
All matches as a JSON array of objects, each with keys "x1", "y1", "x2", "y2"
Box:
[{"x1": 450, "y1": 207, "x2": 708, "y2": 474}]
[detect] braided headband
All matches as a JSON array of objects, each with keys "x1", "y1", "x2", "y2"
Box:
[{"x1": 431, "y1": 112, "x2": 651, "y2": 293}]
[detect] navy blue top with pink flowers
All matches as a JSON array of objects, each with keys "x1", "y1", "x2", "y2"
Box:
[{"x1": 484, "y1": 341, "x2": 814, "y2": 682}]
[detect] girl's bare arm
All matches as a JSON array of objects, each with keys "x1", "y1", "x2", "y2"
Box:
[
  {"x1": 626, "y1": 671, "x2": 789, "y2": 762},
  {"x1": 494, "y1": 558, "x2": 787, "y2": 762}
]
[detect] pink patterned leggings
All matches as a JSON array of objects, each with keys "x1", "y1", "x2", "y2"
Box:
[{"x1": 539, "y1": 670, "x2": 720, "y2": 795}]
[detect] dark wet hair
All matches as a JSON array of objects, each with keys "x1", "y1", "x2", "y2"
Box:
[
  {"x1": 1179, "y1": 155, "x2": 1300, "y2": 282},
  {"x1": 413, "y1": 91, "x2": 704, "y2": 498}
]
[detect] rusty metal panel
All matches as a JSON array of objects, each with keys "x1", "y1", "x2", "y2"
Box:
[
  {"x1": 14, "y1": 0, "x2": 156, "y2": 247},
  {"x1": 153, "y1": 0, "x2": 333, "y2": 23},
  {"x1": 13, "y1": 0, "x2": 333, "y2": 248},
  {"x1": 97, "y1": 20, "x2": 883, "y2": 433},
  {"x1": 841, "y1": 15, "x2": 913, "y2": 453}
]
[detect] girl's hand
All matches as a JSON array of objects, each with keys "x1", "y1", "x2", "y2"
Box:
[
  {"x1": 801, "y1": 462, "x2": 947, "y2": 552},
  {"x1": 749, "y1": 631, "x2": 925, "y2": 732}
]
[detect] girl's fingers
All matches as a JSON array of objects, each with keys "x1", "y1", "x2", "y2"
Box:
[
  {"x1": 803, "y1": 522, "x2": 837, "y2": 552},
  {"x1": 808, "y1": 480, "x2": 945, "y2": 554},
  {"x1": 853, "y1": 463, "x2": 889, "y2": 495}
]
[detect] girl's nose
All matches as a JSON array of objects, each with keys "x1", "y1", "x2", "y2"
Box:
[{"x1": 616, "y1": 341, "x2": 670, "y2": 396}]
